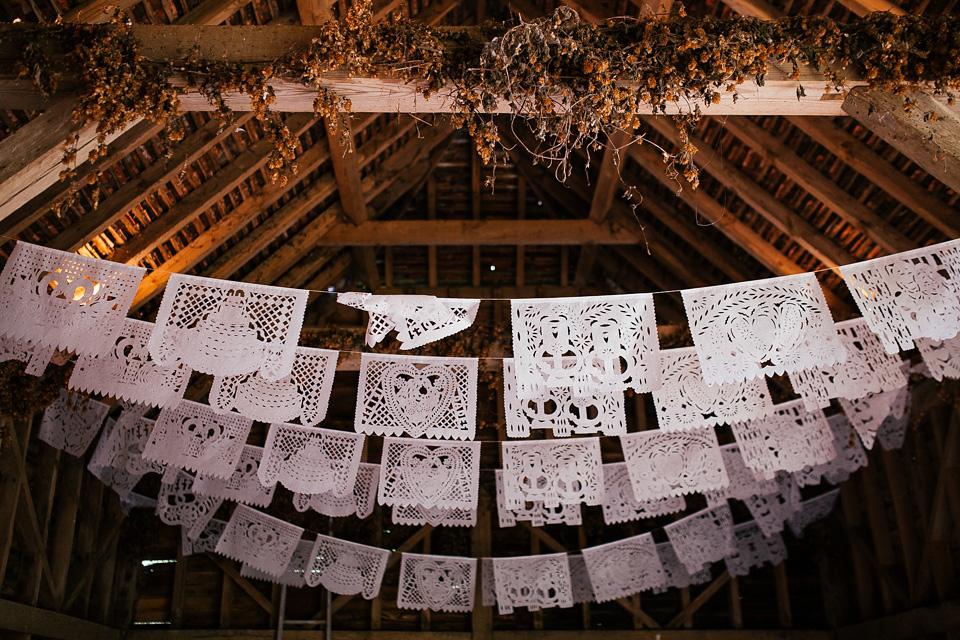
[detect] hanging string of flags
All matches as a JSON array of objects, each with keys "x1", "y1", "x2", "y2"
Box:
[{"x1": 0, "y1": 236, "x2": 957, "y2": 614}]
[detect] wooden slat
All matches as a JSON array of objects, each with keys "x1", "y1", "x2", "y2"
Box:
[
  {"x1": 843, "y1": 88, "x2": 960, "y2": 199},
  {"x1": 785, "y1": 116, "x2": 960, "y2": 239},
  {"x1": 645, "y1": 117, "x2": 855, "y2": 268},
  {"x1": 666, "y1": 572, "x2": 733, "y2": 629},
  {"x1": 62, "y1": 0, "x2": 139, "y2": 22},
  {"x1": 0, "y1": 599, "x2": 121, "y2": 640},
  {"x1": 721, "y1": 0, "x2": 784, "y2": 18},
  {"x1": 49, "y1": 113, "x2": 256, "y2": 252},
  {"x1": 719, "y1": 116, "x2": 916, "y2": 255},
  {"x1": 832, "y1": 0, "x2": 904, "y2": 16},
  {"x1": 588, "y1": 130, "x2": 632, "y2": 222},
  {"x1": 206, "y1": 554, "x2": 274, "y2": 615},
  {"x1": 0, "y1": 99, "x2": 129, "y2": 223},
  {"x1": 296, "y1": 0, "x2": 334, "y2": 24}
]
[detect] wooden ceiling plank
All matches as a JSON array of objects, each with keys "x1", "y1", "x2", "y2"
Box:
[
  {"x1": 646, "y1": 116, "x2": 855, "y2": 268},
  {"x1": 720, "y1": 0, "x2": 784, "y2": 19},
  {"x1": 292, "y1": 249, "x2": 352, "y2": 290},
  {"x1": 721, "y1": 116, "x2": 916, "y2": 255},
  {"x1": 627, "y1": 138, "x2": 852, "y2": 313},
  {"x1": 48, "y1": 112, "x2": 256, "y2": 253},
  {"x1": 412, "y1": 0, "x2": 462, "y2": 25},
  {"x1": 589, "y1": 129, "x2": 632, "y2": 223},
  {"x1": 0, "y1": 120, "x2": 164, "y2": 240},
  {"x1": 833, "y1": 0, "x2": 904, "y2": 16},
  {"x1": 175, "y1": 0, "x2": 250, "y2": 25},
  {"x1": 61, "y1": 0, "x2": 139, "y2": 22},
  {"x1": 0, "y1": 99, "x2": 131, "y2": 225},
  {"x1": 843, "y1": 88, "x2": 960, "y2": 204},
  {"x1": 114, "y1": 113, "x2": 319, "y2": 266},
  {"x1": 785, "y1": 116, "x2": 960, "y2": 239}
]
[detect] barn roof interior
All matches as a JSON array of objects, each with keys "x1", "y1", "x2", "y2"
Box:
[{"x1": 0, "y1": 0, "x2": 959, "y2": 637}]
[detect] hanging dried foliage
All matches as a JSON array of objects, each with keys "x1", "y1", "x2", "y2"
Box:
[{"x1": 9, "y1": 7, "x2": 960, "y2": 201}]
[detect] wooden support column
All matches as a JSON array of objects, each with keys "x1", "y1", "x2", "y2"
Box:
[
  {"x1": 880, "y1": 446, "x2": 921, "y2": 602},
  {"x1": 90, "y1": 495, "x2": 122, "y2": 624},
  {"x1": 43, "y1": 456, "x2": 84, "y2": 610},
  {"x1": 20, "y1": 442, "x2": 60, "y2": 620},
  {"x1": 69, "y1": 480, "x2": 104, "y2": 618},
  {"x1": 472, "y1": 489, "x2": 493, "y2": 640},
  {"x1": 773, "y1": 562, "x2": 792, "y2": 629},
  {"x1": 0, "y1": 418, "x2": 31, "y2": 583},
  {"x1": 729, "y1": 576, "x2": 743, "y2": 629},
  {"x1": 841, "y1": 482, "x2": 878, "y2": 620},
  {"x1": 843, "y1": 88, "x2": 960, "y2": 197},
  {"x1": 171, "y1": 538, "x2": 188, "y2": 627},
  {"x1": 859, "y1": 463, "x2": 900, "y2": 614},
  {"x1": 219, "y1": 564, "x2": 234, "y2": 628}
]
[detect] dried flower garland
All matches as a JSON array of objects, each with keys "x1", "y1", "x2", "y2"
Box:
[{"x1": 9, "y1": 7, "x2": 960, "y2": 204}]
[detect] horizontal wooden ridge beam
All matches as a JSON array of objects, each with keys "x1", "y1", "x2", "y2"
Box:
[
  {"x1": 0, "y1": 24, "x2": 864, "y2": 115},
  {"x1": 126, "y1": 629, "x2": 836, "y2": 639},
  {"x1": 317, "y1": 219, "x2": 640, "y2": 246}
]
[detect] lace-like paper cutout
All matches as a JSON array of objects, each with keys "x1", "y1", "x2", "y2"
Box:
[
  {"x1": 209, "y1": 346, "x2": 337, "y2": 426},
  {"x1": 787, "y1": 489, "x2": 840, "y2": 538},
  {"x1": 92, "y1": 408, "x2": 164, "y2": 478},
  {"x1": 731, "y1": 400, "x2": 837, "y2": 479},
  {"x1": 839, "y1": 238, "x2": 960, "y2": 352},
  {"x1": 492, "y1": 553, "x2": 573, "y2": 614},
  {"x1": 194, "y1": 445, "x2": 275, "y2": 508},
  {"x1": 0, "y1": 335, "x2": 59, "y2": 376},
  {"x1": 88, "y1": 418, "x2": 144, "y2": 499},
  {"x1": 501, "y1": 438, "x2": 603, "y2": 509},
  {"x1": 652, "y1": 542, "x2": 712, "y2": 594},
  {"x1": 0, "y1": 241, "x2": 145, "y2": 356},
  {"x1": 142, "y1": 400, "x2": 253, "y2": 480},
  {"x1": 654, "y1": 347, "x2": 774, "y2": 431},
  {"x1": 356, "y1": 353, "x2": 478, "y2": 440},
  {"x1": 240, "y1": 539, "x2": 314, "y2": 587},
  {"x1": 216, "y1": 505, "x2": 303, "y2": 578},
  {"x1": 182, "y1": 518, "x2": 227, "y2": 556},
  {"x1": 725, "y1": 522, "x2": 787, "y2": 577},
  {"x1": 259, "y1": 422, "x2": 364, "y2": 496},
  {"x1": 601, "y1": 462, "x2": 685, "y2": 525},
  {"x1": 338, "y1": 292, "x2": 481, "y2": 349},
  {"x1": 664, "y1": 504, "x2": 735, "y2": 573},
  {"x1": 120, "y1": 492, "x2": 157, "y2": 513},
  {"x1": 620, "y1": 429, "x2": 729, "y2": 502},
  {"x1": 149, "y1": 273, "x2": 307, "y2": 380},
  {"x1": 379, "y1": 437, "x2": 481, "y2": 510},
  {"x1": 303, "y1": 533, "x2": 391, "y2": 599},
  {"x1": 398, "y1": 553, "x2": 477, "y2": 612},
  {"x1": 711, "y1": 444, "x2": 777, "y2": 502},
  {"x1": 682, "y1": 273, "x2": 846, "y2": 385},
  {"x1": 38, "y1": 389, "x2": 110, "y2": 457},
  {"x1": 70, "y1": 318, "x2": 190, "y2": 409},
  {"x1": 878, "y1": 386, "x2": 911, "y2": 451},
  {"x1": 582, "y1": 532, "x2": 665, "y2": 602},
  {"x1": 392, "y1": 504, "x2": 477, "y2": 527},
  {"x1": 502, "y1": 359, "x2": 626, "y2": 438},
  {"x1": 495, "y1": 470, "x2": 582, "y2": 527},
  {"x1": 743, "y1": 474, "x2": 801, "y2": 538},
  {"x1": 840, "y1": 384, "x2": 910, "y2": 450},
  {"x1": 510, "y1": 293, "x2": 661, "y2": 398},
  {"x1": 293, "y1": 463, "x2": 379, "y2": 519},
  {"x1": 156, "y1": 470, "x2": 224, "y2": 538},
  {"x1": 481, "y1": 558, "x2": 496, "y2": 607},
  {"x1": 796, "y1": 414, "x2": 868, "y2": 487},
  {"x1": 790, "y1": 318, "x2": 906, "y2": 411},
  {"x1": 568, "y1": 555, "x2": 595, "y2": 604},
  {"x1": 917, "y1": 335, "x2": 960, "y2": 381}
]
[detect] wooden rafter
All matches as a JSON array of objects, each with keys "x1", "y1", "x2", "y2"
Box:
[
  {"x1": 645, "y1": 117, "x2": 856, "y2": 268},
  {"x1": 843, "y1": 88, "x2": 960, "y2": 199}
]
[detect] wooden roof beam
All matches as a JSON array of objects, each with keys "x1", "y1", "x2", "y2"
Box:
[
  {"x1": 843, "y1": 88, "x2": 960, "y2": 201},
  {"x1": 48, "y1": 112, "x2": 257, "y2": 253},
  {"x1": 0, "y1": 25, "x2": 864, "y2": 116},
  {"x1": 0, "y1": 99, "x2": 129, "y2": 226},
  {"x1": 296, "y1": 0, "x2": 334, "y2": 24},
  {"x1": 720, "y1": 0, "x2": 784, "y2": 19},
  {"x1": 719, "y1": 116, "x2": 917, "y2": 255},
  {"x1": 627, "y1": 137, "x2": 853, "y2": 314},
  {"x1": 239, "y1": 123, "x2": 455, "y2": 286},
  {"x1": 645, "y1": 116, "x2": 856, "y2": 268},
  {"x1": 785, "y1": 116, "x2": 960, "y2": 239}
]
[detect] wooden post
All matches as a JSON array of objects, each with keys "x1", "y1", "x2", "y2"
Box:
[
  {"x1": 841, "y1": 483, "x2": 878, "y2": 620},
  {"x1": 880, "y1": 446, "x2": 921, "y2": 602},
  {"x1": 729, "y1": 576, "x2": 744, "y2": 629},
  {"x1": 859, "y1": 462, "x2": 899, "y2": 613},
  {"x1": 90, "y1": 495, "x2": 123, "y2": 624},
  {"x1": 45, "y1": 455, "x2": 84, "y2": 609},
  {"x1": 578, "y1": 526, "x2": 591, "y2": 630},
  {"x1": 219, "y1": 568, "x2": 234, "y2": 628},
  {"x1": 170, "y1": 538, "x2": 187, "y2": 627},
  {"x1": 69, "y1": 479, "x2": 104, "y2": 618},
  {"x1": 0, "y1": 417, "x2": 31, "y2": 583},
  {"x1": 679, "y1": 588, "x2": 693, "y2": 629},
  {"x1": 773, "y1": 561, "x2": 792, "y2": 629},
  {"x1": 471, "y1": 489, "x2": 493, "y2": 640}
]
